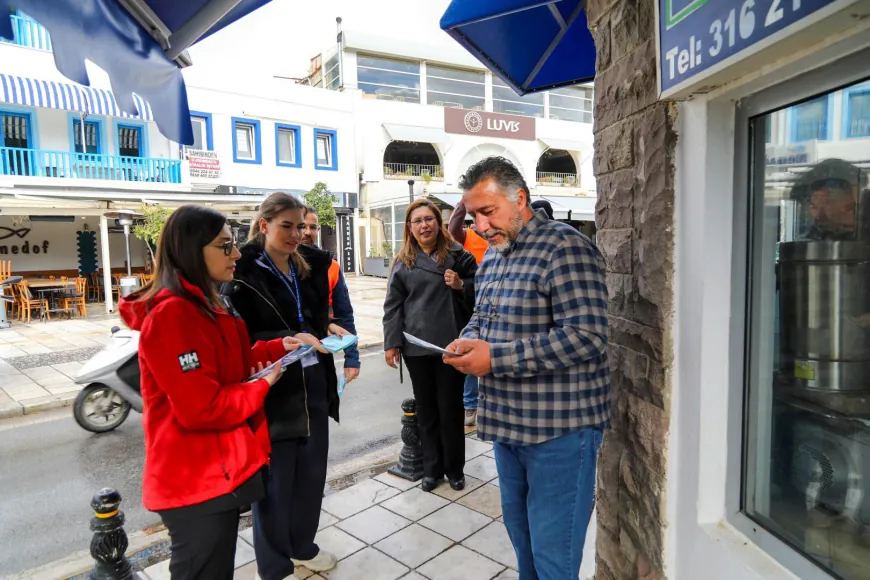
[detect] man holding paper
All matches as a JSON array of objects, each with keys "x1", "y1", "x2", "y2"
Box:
[{"x1": 444, "y1": 157, "x2": 610, "y2": 580}]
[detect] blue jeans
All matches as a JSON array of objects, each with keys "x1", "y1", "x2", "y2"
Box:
[
  {"x1": 463, "y1": 374, "x2": 479, "y2": 410},
  {"x1": 494, "y1": 428, "x2": 603, "y2": 580}
]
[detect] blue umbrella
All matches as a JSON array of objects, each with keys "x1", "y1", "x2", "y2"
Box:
[
  {"x1": 440, "y1": 0, "x2": 596, "y2": 96},
  {"x1": 0, "y1": 0, "x2": 274, "y2": 145}
]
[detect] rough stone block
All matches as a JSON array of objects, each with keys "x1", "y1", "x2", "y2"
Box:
[
  {"x1": 594, "y1": 120, "x2": 634, "y2": 175},
  {"x1": 618, "y1": 493, "x2": 665, "y2": 573},
  {"x1": 596, "y1": 527, "x2": 633, "y2": 579},
  {"x1": 598, "y1": 229, "x2": 633, "y2": 274},
  {"x1": 590, "y1": 15, "x2": 612, "y2": 75},
  {"x1": 596, "y1": 435, "x2": 623, "y2": 537},
  {"x1": 596, "y1": 169, "x2": 635, "y2": 230},
  {"x1": 619, "y1": 448, "x2": 665, "y2": 527},
  {"x1": 608, "y1": 315, "x2": 663, "y2": 362},
  {"x1": 594, "y1": 39, "x2": 657, "y2": 130},
  {"x1": 605, "y1": 273, "x2": 632, "y2": 320},
  {"x1": 623, "y1": 394, "x2": 668, "y2": 474},
  {"x1": 611, "y1": 344, "x2": 668, "y2": 410},
  {"x1": 610, "y1": 0, "x2": 640, "y2": 63},
  {"x1": 585, "y1": 0, "x2": 621, "y2": 26}
]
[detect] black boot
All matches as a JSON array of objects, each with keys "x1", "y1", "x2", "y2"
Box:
[
  {"x1": 449, "y1": 476, "x2": 465, "y2": 491},
  {"x1": 421, "y1": 477, "x2": 440, "y2": 492}
]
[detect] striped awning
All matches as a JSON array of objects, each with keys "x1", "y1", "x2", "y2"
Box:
[{"x1": 0, "y1": 74, "x2": 153, "y2": 120}]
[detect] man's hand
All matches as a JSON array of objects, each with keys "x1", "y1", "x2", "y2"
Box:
[
  {"x1": 443, "y1": 338, "x2": 492, "y2": 377},
  {"x1": 384, "y1": 348, "x2": 400, "y2": 369},
  {"x1": 282, "y1": 336, "x2": 303, "y2": 352},
  {"x1": 344, "y1": 367, "x2": 360, "y2": 383},
  {"x1": 328, "y1": 323, "x2": 352, "y2": 337},
  {"x1": 296, "y1": 332, "x2": 328, "y2": 354},
  {"x1": 444, "y1": 269, "x2": 463, "y2": 290}
]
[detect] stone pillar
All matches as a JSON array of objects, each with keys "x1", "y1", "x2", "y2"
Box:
[{"x1": 584, "y1": 0, "x2": 677, "y2": 577}]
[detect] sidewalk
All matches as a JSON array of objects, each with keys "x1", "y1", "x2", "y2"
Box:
[
  {"x1": 138, "y1": 434, "x2": 597, "y2": 580},
  {"x1": 0, "y1": 276, "x2": 387, "y2": 419}
]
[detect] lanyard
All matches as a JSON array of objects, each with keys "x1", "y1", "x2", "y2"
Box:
[{"x1": 261, "y1": 251, "x2": 305, "y2": 328}]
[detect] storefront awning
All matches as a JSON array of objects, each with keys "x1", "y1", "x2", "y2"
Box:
[
  {"x1": 0, "y1": 74, "x2": 154, "y2": 120},
  {"x1": 0, "y1": 0, "x2": 276, "y2": 145},
  {"x1": 539, "y1": 136, "x2": 589, "y2": 152},
  {"x1": 383, "y1": 124, "x2": 449, "y2": 145},
  {"x1": 428, "y1": 192, "x2": 463, "y2": 208},
  {"x1": 440, "y1": 0, "x2": 596, "y2": 96},
  {"x1": 541, "y1": 195, "x2": 595, "y2": 220}
]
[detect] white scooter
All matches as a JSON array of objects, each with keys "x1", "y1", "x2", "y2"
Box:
[{"x1": 73, "y1": 326, "x2": 143, "y2": 433}]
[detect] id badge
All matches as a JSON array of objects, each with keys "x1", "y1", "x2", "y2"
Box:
[{"x1": 301, "y1": 349, "x2": 319, "y2": 368}]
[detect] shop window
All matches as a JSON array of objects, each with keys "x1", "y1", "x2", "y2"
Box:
[
  {"x1": 744, "y1": 75, "x2": 870, "y2": 580},
  {"x1": 790, "y1": 95, "x2": 830, "y2": 142},
  {"x1": 357, "y1": 55, "x2": 421, "y2": 103},
  {"x1": 117, "y1": 125, "x2": 142, "y2": 157},
  {"x1": 426, "y1": 65, "x2": 485, "y2": 110},
  {"x1": 492, "y1": 75, "x2": 544, "y2": 118},
  {"x1": 846, "y1": 88, "x2": 870, "y2": 138},
  {"x1": 547, "y1": 85, "x2": 593, "y2": 123},
  {"x1": 73, "y1": 120, "x2": 100, "y2": 154},
  {"x1": 188, "y1": 112, "x2": 213, "y2": 151},
  {"x1": 314, "y1": 128, "x2": 337, "y2": 171},
  {"x1": 276, "y1": 123, "x2": 301, "y2": 168},
  {"x1": 232, "y1": 117, "x2": 261, "y2": 164}
]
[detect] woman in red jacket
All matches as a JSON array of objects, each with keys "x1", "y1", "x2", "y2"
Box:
[{"x1": 119, "y1": 205, "x2": 301, "y2": 580}]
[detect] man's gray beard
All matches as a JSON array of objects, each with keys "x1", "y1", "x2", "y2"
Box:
[{"x1": 487, "y1": 210, "x2": 524, "y2": 254}]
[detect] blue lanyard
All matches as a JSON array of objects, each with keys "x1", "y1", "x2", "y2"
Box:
[{"x1": 262, "y1": 252, "x2": 305, "y2": 328}]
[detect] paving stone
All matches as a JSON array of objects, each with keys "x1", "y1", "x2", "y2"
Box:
[
  {"x1": 335, "y1": 505, "x2": 411, "y2": 544},
  {"x1": 491, "y1": 477, "x2": 500, "y2": 488},
  {"x1": 234, "y1": 536, "x2": 256, "y2": 567},
  {"x1": 18, "y1": 343, "x2": 52, "y2": 355},
  {"x1": 399, "y1": 573, "x2": 427, "y2": 580},
  {"x1": 416, "y1": 545, "x2": 505, "y2": 580},
  {"x1": 493, "y1": 570, "x2": 520, "y2": 579},
  {"x1": 0, "y1": 373, "x2": 40, "y2": 390},
  {"x1": 141, "y1": 558, "x2": 170, "y2": 580},
  {"x1": 321, "y1": 478, "x2": 400, "y2": 519},
  {"x1": 314, "y1": 526, "x2": 366, "y2": 561},
  {"x1": 0, "y1": 344, "x2": 26, "y2": 358},
  {"x1": 457, "y1": 484, "x2": 502, "y2": 519},
  {"x1": 462, "y1": 521, "x2": 517, "y2": 569},
  {"x1": 4, "y1": 384, "x2": 50, "y2": 400},
  {"x1": 233, "y1": 561, "x2": 258, "y2": 580},
  {"x1": 465, "y1": 438, "x2": 492, "y2": 461},
  {"x1": 484, "y1": 450, "x2": 495, "y2": 459},
  {"x1": 52, "y1": 360, "x2": 84, "y2": 378},
  {"x1": 323, "y1": 547, "x2": 408, "y2": 580},
  {"x1": 374, "y1": 523, "x2": 454, "y2": 569},
  {"x1": 419, "y1": 503, "x2": 492, "y2": 542},
  {"x1": 381, "y1": 487, "x2": 450, "y2": 521},
  {"x1": 45, "y1": 381, "x2": 81, "y2": 395},
  {"x1": 431, "y1": 475, "x2": 484, "y2": 501},
  {"x1": 0, "y1": 361, "x2": 21, "y2": 375},
  {"x1": 0, "y1": 392, "x2": 22, "y2": 419},
  {"x1": 464, "y1": 456, "x2": 499, "y2": 483},
  {"x1": 239, "y1": 526, "x2": 254, "y2": 547},
  {"x1": 319, "y1": 510, "x2": 339, "y2": 530},
  {"x1": 22, "y1": 392, "x2": 76, "y2": 414},
  {"x1": 375, "y1": 472, "x2": 421, "y2": 491}
]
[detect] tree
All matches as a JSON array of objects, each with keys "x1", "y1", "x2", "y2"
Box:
[
  {"x1": 303, "y1": 182, "x2": 337, "y2": 229},
  {"x1": 133, "y1": 204, "x2": 171, "y2": 263}
]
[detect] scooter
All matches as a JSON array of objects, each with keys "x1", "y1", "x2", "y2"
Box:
[{"x1": 73, "y1": 326, "x2": 143, "y2": 433}]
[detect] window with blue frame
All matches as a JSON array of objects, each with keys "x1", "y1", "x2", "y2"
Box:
[
  {"x1": 792, "y1": 96, "x2": 829, "y2": 141},
  {"x1": 314, "y1": 128, "x2": 337, "y2": 171},
  {"x1": 1, "y1": 111, "x2": 32, "y2": 176},
  {"x1": 232, "y1": 117, "x2": 261, "y2": 164},
  {"x1": 189, "y1": 112, "x2": 213, "y2": 151},
  {"x1": 276, "y1": 124, "x2": 301, "y2": 168},
  {"x1": 73, "y1": 120, "x2": 100, "y2": 153},
  {"x1": 118, "y1": 125, "x2": 142, "y2": 157},
  {"x1": 847, "y1": 90, "x2": 870, "y2": 138}
]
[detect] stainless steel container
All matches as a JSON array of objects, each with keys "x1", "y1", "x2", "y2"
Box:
[{"x1": 779, "y1": 241, "x2": 870, "y2": 393}]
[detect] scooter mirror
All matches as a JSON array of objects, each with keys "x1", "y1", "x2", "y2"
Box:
[{"x1": 111, "y1": 326, "x2": 121, "y2": 334}]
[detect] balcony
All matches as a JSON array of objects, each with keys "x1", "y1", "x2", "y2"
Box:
[
  {"x1": 536, "y1": 172, "x2": 578, "y2": 187},
  {"x1": 383, "y1": 163, "x2": 444, "y2": 180},
  {"x1": 0, "y1": 147, "x2": 181, "y2": 184},
  {"x1": 1, "y1": 15, "x2": 52, "y2": 51}
]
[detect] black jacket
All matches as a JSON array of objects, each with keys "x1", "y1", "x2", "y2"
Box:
[
  {"x1": 228, "y1": 243, "x2": 339, "y2": 441},
  {"x1": 383, "y1": 242, "x2": 477, "y2": 357}
]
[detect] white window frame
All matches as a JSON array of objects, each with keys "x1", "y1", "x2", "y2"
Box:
[
  {"x1": 235, "y1": 124, "x2": 254, "y2": 160},
  {"x1": 189, "y1": 116, "x2": 207, "y2": 151},
  {"x1": 278, "y1": 128, "x2": 297, "y2": 165},
  {"x1": 316, "y1": 134, "x2": 332, "y2": 166}
]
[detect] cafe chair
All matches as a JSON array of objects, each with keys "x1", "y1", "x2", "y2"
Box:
[
  {"x1": 61, "y1": 277, "x2": 88, "y2": 318},
  {"x1": 15, "y1": 281, "x2": 49, "y2": 323}
]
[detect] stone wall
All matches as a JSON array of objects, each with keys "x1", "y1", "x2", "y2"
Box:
[{"x1": 584, "y1": 0, "x2": 678, "y2": 577}]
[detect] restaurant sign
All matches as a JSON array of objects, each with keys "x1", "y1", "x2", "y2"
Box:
[
  {"x1": 187, "y1": 149, "x2": 221, "y2": 179},
  {"x1": 0, "y1": 227, "x2": 49, "y2": 255},
  {"x1": 444, "y1": 108, "x2": 536, "y2": 141}
]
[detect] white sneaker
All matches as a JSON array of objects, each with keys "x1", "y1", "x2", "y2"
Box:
[{"x1": 292, "y1": 550, "x2": 338, "y2": 572}]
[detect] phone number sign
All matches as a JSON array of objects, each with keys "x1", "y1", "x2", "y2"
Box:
[{"x1": 658, "y1": 0, "x2": 839, "y2": 94}]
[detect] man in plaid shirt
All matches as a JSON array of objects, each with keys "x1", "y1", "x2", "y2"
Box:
[{"x1": 444, "y1": 156, "x2": 609, "y2": 580}]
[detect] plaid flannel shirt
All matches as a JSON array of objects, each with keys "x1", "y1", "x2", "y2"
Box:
[{"x1": 462, "y1": 211, "x2": 610, "y2": 445}]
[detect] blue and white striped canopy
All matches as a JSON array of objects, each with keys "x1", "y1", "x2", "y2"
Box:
[{"x1": 0, "y1": 74, "x2": 153, "y2": 120}]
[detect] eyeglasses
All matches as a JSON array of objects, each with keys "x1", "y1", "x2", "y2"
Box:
[
  {"x1": 410, "y1": 216, "x2": 437, "y2": 227},
  {"x1": 213, "y1": 239, "x2": 236, "y2": 256}
]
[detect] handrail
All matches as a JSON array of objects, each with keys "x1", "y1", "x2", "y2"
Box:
[
  {"x1": 0, "y1": 147, "x2": 181, "y2": 183},
  {"x1": 383, "y1": 163, "x2": 444, "y2": 180},
  {"x1": 2, "y1": 15, "x2": 52, "y2": 51},
  {"x1": 536, "y1": 172, "x2": 578, "y2": 186}
]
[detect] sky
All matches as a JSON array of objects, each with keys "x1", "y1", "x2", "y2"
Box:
[{"x1": 184, "y1": 0, "x2": 456, "y2": 83}]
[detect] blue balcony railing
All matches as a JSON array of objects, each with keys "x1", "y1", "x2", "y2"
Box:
[
  {"x1": 0, "y1": 147, "x2": 182, "y2": 183},
  {"x1": 1, "y1": 15, "x2": 52, "y2": 51}
]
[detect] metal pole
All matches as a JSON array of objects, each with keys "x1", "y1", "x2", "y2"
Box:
[
  {"x1": 408, "y1": 180, "x2": 415, "y2": 204},
  {"x1": 165, "y1": 0, "x2": 246, "y2": 60},
  {"x1": 100, "y1": 216, "x2": 114, "y2": 313},
  {"x1": 79, "y1": 113, "x2": 87, "y2": 154},
  {"x1": 123, "y1": 225, "x2": 132, "y2": 276}
]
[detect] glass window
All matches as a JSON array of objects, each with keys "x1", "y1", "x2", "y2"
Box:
[
  {"x1": 744, "y1": 76, "x2": 870, "y2": 580},
  {"x1": 317, "y1": 134, "x2": 331, "y2": 166},
  {"x1": 426, "y1": 65, "x2": 485, "y2": 110},
  {"x1": 324, "y1": 51, "x2": 341, "y2": 91},
  {"x1": 190, "y1": 116, "x2": 207, "y2": 151},
  {"x1": 847, "y1": 88, "x2": 870, "y2": 138},
  {"x1": 277, "y1": 128, "x2": 296, "y2": 164},
  {"x1": 492, "y1": 76, "x2": 544, "y2": 118},
  {"x1": 792, "y1": 96, "x2": 829, "y2": 141},
  {"x1": 118, "y1": 126, "x2": 141, "y2": 157},
  {"x1": 235, "y1": 123, "x2": 255, "y2": 160},
  {"x1": 357, "y1": 55, "x2": 420, "y2": 103},
  {"x1": 2, "y1": 113, "x2": 29, "y2": 148},
  {"x1": 73, "y1": 120, "x2": 99, "y2": 153},
  {"x1": 548, "y1": 85, "x2": 593, "y2": 123}
]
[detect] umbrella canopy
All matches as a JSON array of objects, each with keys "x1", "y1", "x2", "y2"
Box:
[
  {"x1": 0, "y1": 0, "x2": 274, "y2": 145},
  {"x1": 440, "y1": 0, "x2": 596, "y2": 96}
]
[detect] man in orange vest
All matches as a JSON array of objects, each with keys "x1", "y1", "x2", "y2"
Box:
[
  {"x1": 448, "y1": 199, "x2": 487, "y2": 426},
  {"x1": 302, "y1": 207, "x2": 360, "y2": 384}
]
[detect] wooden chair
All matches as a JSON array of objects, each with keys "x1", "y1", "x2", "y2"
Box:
[
  {"x1": 15, "y1": 281, "x2": 49, "y2": 323},
  {"x1": 87, "y1": 272, "x2": 103, "y2": 302},
  {"x1": 61, "y1": 277, "x2": 88, "y2": 318},
  {"x1": 7, "y1": 281, "x2": 22, "y2": 321},
  {"x1": 111, "y1": 274, "x2": 122, "y2": 301}
]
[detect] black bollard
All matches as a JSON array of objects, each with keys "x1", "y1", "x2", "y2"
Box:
[
  {"x1": 388, "y1": 397, "x2": 424, "y2": 481},
  {"x1": 89, "y1": 488, "x2": 133, "y2": 580}
]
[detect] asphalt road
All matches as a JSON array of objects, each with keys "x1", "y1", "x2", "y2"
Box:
[{"x1": 0, "y1": 349, "x2": 410, "y2": 577}]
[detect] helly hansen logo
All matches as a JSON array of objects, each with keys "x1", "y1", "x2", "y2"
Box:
[{"x1": 178, "y1": 351, "x2": 201, "y2": 373}]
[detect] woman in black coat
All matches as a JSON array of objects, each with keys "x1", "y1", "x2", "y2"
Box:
[
  {"x1": 383, "y1": 198, "x2": 477, "y2": 492},
  {"x1": 229, "y1": 192, "x2": 347, "y2": 580}
]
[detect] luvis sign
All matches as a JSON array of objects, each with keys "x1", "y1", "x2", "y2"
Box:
[{"x1": 444, "y1": 108, "x2": 536, "y2": 141}]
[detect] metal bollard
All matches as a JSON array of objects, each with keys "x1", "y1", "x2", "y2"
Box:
[
  {"x1": 388, "y1": 397, "x2": 424, "y2": 481},
  {"x1": 89, "y1": 488, "x2": 133, "y2": 580}
]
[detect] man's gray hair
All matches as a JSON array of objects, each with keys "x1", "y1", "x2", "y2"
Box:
[{"x1": 458, "y1": 156, "x2": 530, "y2": 206}]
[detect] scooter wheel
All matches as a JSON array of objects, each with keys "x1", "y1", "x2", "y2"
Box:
[{"x1": 73, "y1": 384, "x2": 132, "y2": 433}]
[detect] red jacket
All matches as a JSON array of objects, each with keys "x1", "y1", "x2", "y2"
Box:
[{"x1": 119, "y1": 279, "x2": 287, "y2": 511}]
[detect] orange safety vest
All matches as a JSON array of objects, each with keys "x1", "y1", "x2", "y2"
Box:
[
  {"x1": 328, "y1": 259, "x2": 340, "y2": 307},
  {"x1": 463, "y1": 229, "x2": 489, "y2": 265}
]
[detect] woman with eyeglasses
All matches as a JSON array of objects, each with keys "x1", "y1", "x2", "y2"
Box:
[
  {"x1": 119, "y1": 205, "x2": 302, "y2": 580},
  {"x1": 229, "y1": 192, "x2": 350, "y2": 580},
  {"x1": 383, "y1": 198, "x2": 478, "y2": 492}
]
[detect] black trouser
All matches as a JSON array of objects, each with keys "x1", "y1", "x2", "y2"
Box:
[
  {"x1": 404, "y1": 354, "x2": 466, "y2": 480},
  {"x1": 160, "y1": 508, "x2": 240, "y2": 580},
  {"x1": 253, "y1": 363, "x2": 330, "y2": 580}
]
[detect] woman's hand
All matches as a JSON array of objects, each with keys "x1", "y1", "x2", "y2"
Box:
[
  {"x1": 344, "y1": 367, "x2": 360, "y2": 383},
  {"x1": 328, "y1": 323, "x2": 352, "y2": 337},
  {"x1": 283, "y1": 336, "x2": 303, "y2": 352},
  {"x1": 296, "y1": 332, "x2": 329, "y2": 354},
  {"x1": 385, "y1": 348, "x2": 400, "y2": 369},
  {"x1": 444, "y1": 269, "x2": 464, "y2": 290},
  {"x1": 250, "y1": 361, "x2": 283, "y2": 387}
]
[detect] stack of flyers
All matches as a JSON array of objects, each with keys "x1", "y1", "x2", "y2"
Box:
[
  {"x1": 248, "y1": 345, "x2": 314, "y2": 381},
  {"x1": 320, "y1": 334, "x2": 359, "y2": 353}
]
